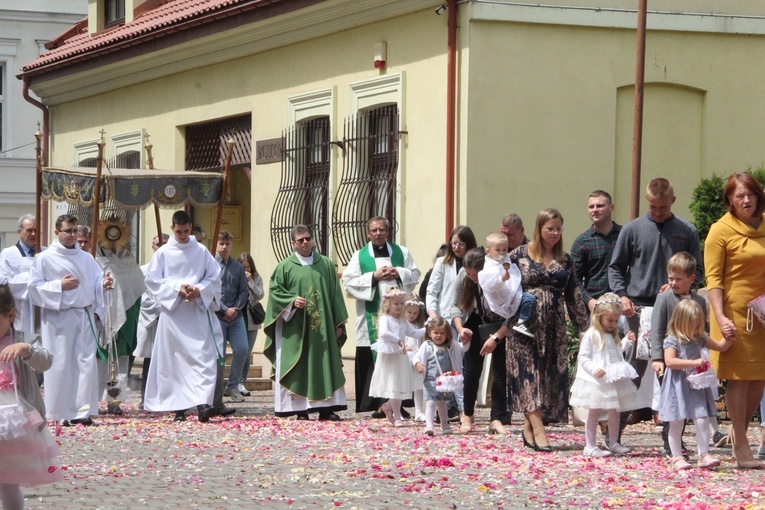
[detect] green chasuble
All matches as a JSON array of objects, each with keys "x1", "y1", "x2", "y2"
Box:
[{"x1": 264, "y1": 252, "x2": 349, "y2": 401}]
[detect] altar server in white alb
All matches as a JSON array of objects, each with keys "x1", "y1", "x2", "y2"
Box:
[
  {"x1": 27, "y1": 214, "x2": 113, "y2": 425},
  {"x1": 143, "y1": 210, "x2": 224, "y2": 421}
]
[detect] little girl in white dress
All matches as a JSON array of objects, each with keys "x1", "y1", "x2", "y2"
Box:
[
  {"x1": 570, "y1": 293, "x2": 638, "y2": 458},
  {"x1": 369, "y1": 288, "x2": 424, "y2": 426},
  {"x1": 403, "y1": 294, "x2": 427, "y2": 422},
  {"x1": 0, "y1": 284, "x2": 61, "y2": 510}
]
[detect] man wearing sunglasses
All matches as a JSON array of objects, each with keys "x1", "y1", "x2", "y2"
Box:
[{"x1": 264, "y1": 224, "x2": 348, "y2": 421}]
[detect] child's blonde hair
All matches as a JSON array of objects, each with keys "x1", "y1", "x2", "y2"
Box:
[
  {"x1": 405, "y1": 294, "x2": 427, "y2": 327},
  {"x1": 666, "y1": 251, "x2": 696, "y2": 277},
  {"x1": 585, "y1": 293, "x2": 622, "y2": 351},
  {"x1": 425, "y1": 316, "x2": 453, "y2": 348},
  {"x1": 379, "y1": 287, "x2": 407, "y2": 316},
  {"x1": 667, "y1": 299, "x2": 705, "y2": 344}
]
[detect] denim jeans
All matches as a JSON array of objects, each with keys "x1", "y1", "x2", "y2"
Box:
[
  {"x1": 219, "y1": 314, "x2": 248, "y2": 389},
  {"x1": 518, "y1": 292, "x2": 537, "y2": 323}
]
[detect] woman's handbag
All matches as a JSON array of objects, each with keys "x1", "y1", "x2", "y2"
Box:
[
  {"x1": 746, "y1": 294, "x2": 765, "y2": 332},
  {"x1": 478, "y1": 320, "x2": 505, "y2": 342},
  {"x1": 248, "y1": 302, "x2": 266, "y2": 326},
  {"x1": 0, "y1": 363, "x2": 30, "y2": 440},
  {"x1": 635, "y1": 306, "x2": 653, "y2": 360},
  {"x1": 432, "y1": 343, "x2": 463, "y2": 393}
]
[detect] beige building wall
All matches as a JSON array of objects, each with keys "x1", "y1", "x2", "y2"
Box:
[{"x1": 463, "y1": 2, "x2": 765, "y2": 243}]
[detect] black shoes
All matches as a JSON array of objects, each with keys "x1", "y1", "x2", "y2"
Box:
[
  {"x1": 197, "y1": 405, "x2": 215, "y2": 422},
  {"x1": 218, "y1": 406, "x2": 236, "y2": 417},
  {"x1": 63, "y1": 417, "x2": 93, "y2": 427},
  {"x1": 197, "y1": 405, "x2": 237, "y2": 422},
  {"x1": 174, "y1": 411, "x2": 187, "y2": 422},
  {"x1": 522, "y1": 431, "x2": 552, "y2": 452},
  {"x1": 318, "y1": 412, "x2": 342, "y2": 422},
  {"x1": 296, "y1": 412, "x2": 310, "y2": 421}
]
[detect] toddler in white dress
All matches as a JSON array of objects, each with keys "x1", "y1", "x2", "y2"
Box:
[
  {"x1": 369, "y1": 288, "x2": 424, "y2": 426},
  {"x1": 570, "y1": 293, "x2": 638, "y2": 457}
]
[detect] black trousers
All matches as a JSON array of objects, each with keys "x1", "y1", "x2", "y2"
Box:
[{"x1": 462, "y1": 317, "x2": 509, "y2": 421}]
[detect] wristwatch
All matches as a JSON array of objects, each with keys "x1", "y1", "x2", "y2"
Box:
[{"x1": 490, "y1": 334, "x2": 499, "y2": 343}]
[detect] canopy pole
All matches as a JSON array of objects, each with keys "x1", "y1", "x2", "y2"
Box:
[
  {"x1": 34, "y1": 126, "x2": 42, "y2": 254},
  {"x1": 91, "y1": 134, "x2": 106, "y2": 256},
  {"x1": 630, "y1": 0, "x2": 648, "y2": 220},
  {"x1": 211, "y1": 139, "x2": 235, "y2": 255},
  {"x1": 145, "y1": 135, "x2": 164, "y2": 248}
]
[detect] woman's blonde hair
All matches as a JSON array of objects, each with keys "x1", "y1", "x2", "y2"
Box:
[
  {"x1": 667, "y1": 299, "x2": 705, "y2": 344},
  {"x1": 585, "y1": 293, "x2": 622, "y2": 351},
  {"x1": 528, "y1": 208, "x2": 565, "y2": 264},
  {"x1": 425, "y1": 316, "x2": 453, "y2": 348}
]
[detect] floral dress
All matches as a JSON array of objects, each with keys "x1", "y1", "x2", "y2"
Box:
[
  {"x1": 0, "y1": 332, "x2": 61, "y2": 486},
  {"x1": 506, "y1": 245, "x2": 588, "y2": 423}
]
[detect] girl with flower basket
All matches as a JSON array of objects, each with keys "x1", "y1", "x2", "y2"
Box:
[{"x1": 0, "y1": 284, "x2": 61, "y2": 509}]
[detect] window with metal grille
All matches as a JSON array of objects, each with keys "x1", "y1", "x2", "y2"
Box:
[
  {"x1": 186, "y1": 115, "x2": 252, "y2": 173},
  {"x1": 332, "y1": 105, "x2": 399, "y2": 265},
  {"x1": 270, "y1": 116, "x2": 331, "y2": 260}
]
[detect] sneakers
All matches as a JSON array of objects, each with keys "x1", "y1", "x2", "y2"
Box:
[
  {"x1": 756, "y1": 445, "x2": 765, "y2": 461},
  {"x1": 672, "y1": 456, "x2": 692, "y2": 471},
  {"x1": 583, "y1": 446, "x2": 612, "y2": 458},
  {"x1": 238, "y1": 383, "x2": 251, "y2": 397},
  {"x1": 697, "y1": 453, "x2": 721, "y2": 469},
  {"x1": 512, "y1": 322, "x2": 535, "y2": 338},
  {"x1": 713, "y1": 431, "x2": 729, "y2": 448},
  {"x1": 226, "y1": 389, "x2": 245, "y2": 403},
  {"x1": 609, "y1": 443, "x2": 630, "y2": 455},
  {"x1": 414, "y1": 413, "x2": 426, "y2": 422}
]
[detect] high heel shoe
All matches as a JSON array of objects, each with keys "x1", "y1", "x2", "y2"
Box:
[
  {"x1": 533, "y1": 434, "x2": 552, "y2": 453},
  {"x1": 522, "y1": 431, "x2": 538, "y2": 451}
]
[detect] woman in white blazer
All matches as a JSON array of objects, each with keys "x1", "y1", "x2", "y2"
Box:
[{"x1": 426, "y1": 225, "x2": 477, "y2": 321}]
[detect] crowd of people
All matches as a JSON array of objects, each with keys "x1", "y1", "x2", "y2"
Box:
[{"x1": 2, "y1": 173, "x2": 765, "y2": 508}]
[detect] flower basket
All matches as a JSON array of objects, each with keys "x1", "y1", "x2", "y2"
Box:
[{"x1": 435, "y1": 371, "x2": 463, "y2": 393}]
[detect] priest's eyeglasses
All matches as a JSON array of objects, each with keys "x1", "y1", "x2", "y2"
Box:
[{"x1": 294, "y1": 236, "x2": 312, "y2": 243}]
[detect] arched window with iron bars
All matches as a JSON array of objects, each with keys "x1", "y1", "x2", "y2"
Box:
[
  {"x1": 332, "y1": 105, "x2": 399, "y2": 265},
  {"x1": 270, "y1": 116, "x2": 331, "y2": 260}
]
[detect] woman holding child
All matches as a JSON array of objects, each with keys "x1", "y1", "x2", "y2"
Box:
[
  {"x1": 507, "y1": 208, "x2": 588, "y2": 452},
  {"x1": 704, "y1": 172, "x2": 765, "y2": 469}
]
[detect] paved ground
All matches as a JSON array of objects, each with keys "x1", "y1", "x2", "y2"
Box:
[{"x1": 20, "y1": 390, "x2": 765, "y2": 509}]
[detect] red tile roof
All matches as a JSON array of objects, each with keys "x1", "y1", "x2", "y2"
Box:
[{"x1": 21, "y1": 0, "x2": 280, "y2": 75}]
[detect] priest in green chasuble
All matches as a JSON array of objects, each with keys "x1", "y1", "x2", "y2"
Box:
[{"x1": 264, "y1": 225, "x2": 348, "y2": 420}]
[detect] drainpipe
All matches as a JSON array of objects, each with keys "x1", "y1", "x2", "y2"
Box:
[
  {"x1": 445, "y1": 0, "x2": 457, "y2": 239},
  {"x1": 22, "y1": 77, "x2": 50, "y2": 243}
]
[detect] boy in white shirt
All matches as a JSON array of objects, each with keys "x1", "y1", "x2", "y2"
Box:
[{"x1": 478, "y1": 232, "x2": 536, "y2": 336}]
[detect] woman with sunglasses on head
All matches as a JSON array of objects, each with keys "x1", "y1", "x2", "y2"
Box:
[{"x1": 426, "y1": 225, "x2": 477, "y2": 430}]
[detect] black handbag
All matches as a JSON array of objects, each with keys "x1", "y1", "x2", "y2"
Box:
[
  {"x1": 248, "y1": 302, "x2": 266, "y2": 325},
  {"x1": 478, "y1": 320, "x2": 505, "y2": 342}
]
